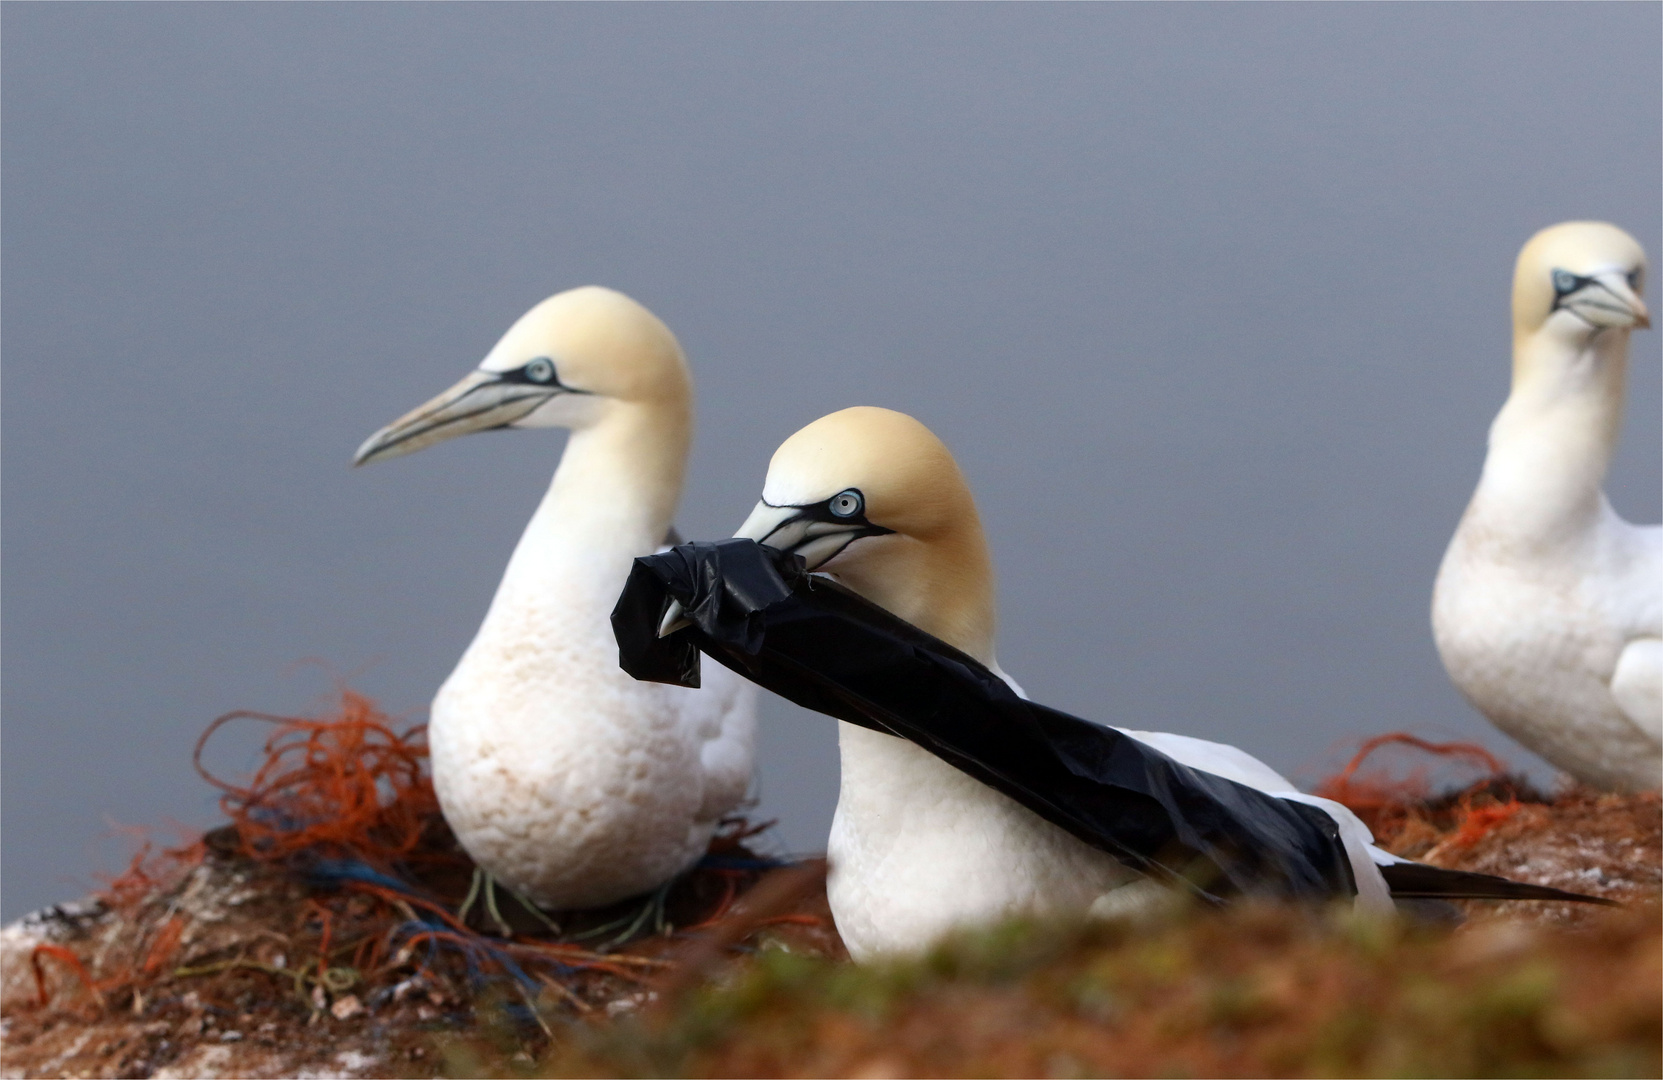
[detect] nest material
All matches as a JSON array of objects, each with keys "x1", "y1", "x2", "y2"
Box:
[
  {"x1": 1, "y1": 711, "x2": 1656, "y2": 1079},
  {"x1": 1, "y1": 692, "x2": 840, "y2": 1079}
]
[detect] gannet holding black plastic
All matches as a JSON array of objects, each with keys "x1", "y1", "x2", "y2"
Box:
[
  {"x1": 621, "y1": 407, "x2": 1609, "y2": 961},
  {"x1": 355, "y1": 287, "x2": 756, "y2": 911},
  {"x1": 1434, "y1": 223, "x2": 1660, "y2": 791},
  {"x1": 730, "y1": 409, "x2": 1388, "y2": 956}
]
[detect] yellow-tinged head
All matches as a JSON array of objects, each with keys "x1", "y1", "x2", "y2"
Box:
[
  {"x1": 733, "y1": 407, "x2": 997, "y2": 660},
  {"x1": 1513, "y1": 222, "x2": 1649, "y2": 344},
  {"x1": 354, "y1": 286, "x2": 690, "y2": 466}
]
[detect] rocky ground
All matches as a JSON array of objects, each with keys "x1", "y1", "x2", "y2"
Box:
[{"x1": 2, "y1": 710, "x2": 1657, "y2": 1078}]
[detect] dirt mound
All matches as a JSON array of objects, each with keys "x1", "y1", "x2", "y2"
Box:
[
  {"x1": 1315, "y1": 732, "x2": 1660, "y2": 923},
  {"x1": 534, "y1": 901, "x2": 1660, "y2": 1079},
  {"x1": 2, "y1": 714, "x2": 1656, "y2": 1079},
  {"x1": 1, "y1": 842, "x2": 838, "y2": 1079},
  {"x1": 1, "y1": 695, "x2": 840, "y2": 1079}
]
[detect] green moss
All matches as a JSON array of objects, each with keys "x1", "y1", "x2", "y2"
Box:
[{"x1": 530, "y1": 904, "x2": 1659, "y2": 1079}]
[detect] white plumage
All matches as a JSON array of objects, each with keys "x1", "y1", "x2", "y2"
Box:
[
  {"x1": 356, "y1": 286, "x2": 756, "y2": 908},
  {"x1": 1434, "y1": 222, "x2": 1660, "y2": 792},
  {"x1": 732, "y1": 406, "x2": 1394, "y2": 960}
]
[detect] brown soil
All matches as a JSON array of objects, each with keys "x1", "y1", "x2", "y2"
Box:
[
  {"x1": 2, "y1": 708, "x2": 1656, "y2": 1079},
  {"x1": 1, "y1": 842, "x2": 841, "y2": 1079},
  {"x1": 522, "y1": 783, "x2": 1661, "y2": 1079},
  {"x1": 536, "y1": 900, "x2": 1660, "y2": 1079}
]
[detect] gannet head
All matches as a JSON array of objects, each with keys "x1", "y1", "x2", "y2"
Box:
[
  {"x1": 732, "y1": 406, "x2": 997, "y2": 657},
  {"x1": 353, "y1": 286, "x2": 690, "y2": 466},
  {"x1": 1513, "y1": 221, "x2": 1650, "y2": 344}
]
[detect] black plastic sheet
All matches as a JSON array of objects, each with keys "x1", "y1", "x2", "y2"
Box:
[
  {"x1": 613, "y1": 539, "x2": 1617, "y2": 910},
  {"x1": 613, "y1": 539, "x2": 1359, "y2": 905}
]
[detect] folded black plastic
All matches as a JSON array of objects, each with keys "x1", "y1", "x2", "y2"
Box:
[{"x1": 613, "y1": 538, "x2": 1357, "y2": 905}]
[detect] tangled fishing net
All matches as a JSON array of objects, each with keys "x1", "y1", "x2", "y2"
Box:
[
  {"x1": 9, "y1": 707, "x2": 1657, "y2": 1078},
  {"x1": 1315, "y1": 732, "x2": 1543, "y2": 856},
  {"x1": 193, "y1": 692, "x2": 443, "y2": 874},
  {"x1": 21, "y1": 690, "x2": 824, "y2": 1043}
]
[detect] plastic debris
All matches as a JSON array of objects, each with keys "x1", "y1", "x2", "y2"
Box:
[{"x1": 614, "y1": 539, "x2": 1611, "y2": 910}]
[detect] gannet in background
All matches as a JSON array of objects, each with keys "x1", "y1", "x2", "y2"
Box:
[
  {"x1": 1434, "y1": 222, "x2": 1661, "y2": 792},
  {"x1": 728, "y1": 407, "x2": 1398, "y2": 960},
  {"x1": 355, "y1": 286, "x2": 756, "y2": 913}
]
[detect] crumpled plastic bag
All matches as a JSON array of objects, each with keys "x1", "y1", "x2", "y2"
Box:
[{"x1": 613, "y1": 538, "x2": 1357, "y2": 905}]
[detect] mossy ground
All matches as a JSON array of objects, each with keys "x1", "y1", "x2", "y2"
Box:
[
  {"x1": 3, "y1": 702, "x2": 1656, "y2": 1079},
  {"x1": 512, "y1": 900, "x2": 1658, "y2": 1079}
]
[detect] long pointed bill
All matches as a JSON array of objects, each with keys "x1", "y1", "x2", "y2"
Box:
[
  {"x1": 658, "y1": 502, "x2": 800, "y2": 637},
  {"x1": 657, "y1": 601, "x2": 693, "y2": 639},
  {"x1": 734, "y1": 501, "x2": 807, "y2": 546},
  {"x1": 353, "y1": 370, "x2": 561, "y2": 466},
  {"x1": 738, "y1": 497, "x2": 893, "y2": 570},
  {"x1": 1566, "y1": 274, "x2": 1652, "y2": 330},
  {"x1": 656, "y1": 500, "x2": 875, "y2": 638}
]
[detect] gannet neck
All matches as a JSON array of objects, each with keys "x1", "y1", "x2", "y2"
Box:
[
  {"x1": 829, "y1": 527, "x2": 998, "y2": 666},
  {"x1": 1475, "y1": 326, "x2": 1630, "y2": 547},
  {"x1": 1510, "y1": 309, "x2": 1635, "y2": 423},
  {"x1": 502, "y1": 398, "x2": 690, "y2": 588}
]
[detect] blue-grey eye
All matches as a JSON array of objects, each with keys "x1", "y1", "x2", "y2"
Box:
[
  {"x1": 829, "y1": 489, "x2": 863, "y2": 518},
  {"x1": 1628, "y1": 269, "x2": 1644, "y2": 293},
  {"x1": 1552, "y1": 269, "x2": 1580, "y2": 294},
  {"x1": 524, "y1": 357, "x2": 556, "y2": 384}
]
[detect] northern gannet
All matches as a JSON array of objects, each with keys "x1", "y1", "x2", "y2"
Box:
[
  {"x1": 1433, "y1": 222, "x2": 1660, "y2": 792},
  {"x1": 722, "y1": 407, "x2": 1406, "y2": 959},
  {"x1": 354, "y1": 286, "x2": 756, "y2": 912}
]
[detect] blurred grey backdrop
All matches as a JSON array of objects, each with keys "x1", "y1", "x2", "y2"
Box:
[{"x1": 3, "y1": 4, "x2": 1658, "y2": 920}]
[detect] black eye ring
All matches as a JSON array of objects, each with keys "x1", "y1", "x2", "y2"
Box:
[
  {"x1": 524, "y1": 357, "x2": 556, "y2": 384},
  {"x1": 828, "y1": 489, "x2": 863, "y2": 519},
  {"x1": 1551, "y1": 269, "x2": 1581, "y2": 295}
]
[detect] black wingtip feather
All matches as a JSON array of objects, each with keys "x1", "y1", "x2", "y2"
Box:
[{"x1": 1381, "y1": 861, "x2": 1619, "y2": 906}]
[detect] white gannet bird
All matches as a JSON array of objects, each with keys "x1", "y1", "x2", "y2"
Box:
[
  {"x1": 726, "y1": 406, "x2": 1397, "y2": 960},
  {"x1": 1433, "y1": 222, "x2": 1660, "y2": 792},
  {"x1": 355, "y1": 286, "x2": 756, "y2": 915}
]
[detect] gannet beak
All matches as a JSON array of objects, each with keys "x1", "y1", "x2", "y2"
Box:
[
  {"x1": 656, "y1": 499, "x2": 879, "y2": 639},
  {"x1": 734, "y1": 501, "x2": 807, "y2": 547},
  {"x1": 1615, "y1": 278, "x2": 1653, "y2": 329},
  {"x1": 657, "y1": 502, "x2": 798, "y2": 639},
  {"x1": 353, "y1": 370, "x2": 562, "y2": 466},
  {"x1": 734, "y1": 499, "x2": 888, "y2": 571},
  {"x1": 656, "y1": 601, "x2": 691, "y2": 639},
  {"x1": 1562, "y1": 273, "x2": 1651, "y2": 331},
  {"x1": 656, "y1": 496, "x2": 895, "y2": 638}
]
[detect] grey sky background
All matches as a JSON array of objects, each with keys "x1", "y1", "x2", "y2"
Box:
[{"x1": 3, "y1": 4, "x2": 1658, "y2": 920}]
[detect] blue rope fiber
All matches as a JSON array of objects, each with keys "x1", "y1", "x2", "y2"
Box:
[
  {"x1": 498, "y1": 1001, "x2": 544, "y2": 1032},
  {"x1": 300, "y1": 855, "x2": 569, "y2": 992},
  {"x1": 280, "y1": 830, "x2": 784, "y2": 999},
  {"x1": 385, "y1": 918, "x2": 548, "y2": 993},
  {"x1": 218, "y1": 738, "x2": 787, "y2": 1015},
  {"x1": 303, "y1": 856, "x2": 426, "y2": 896}
]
